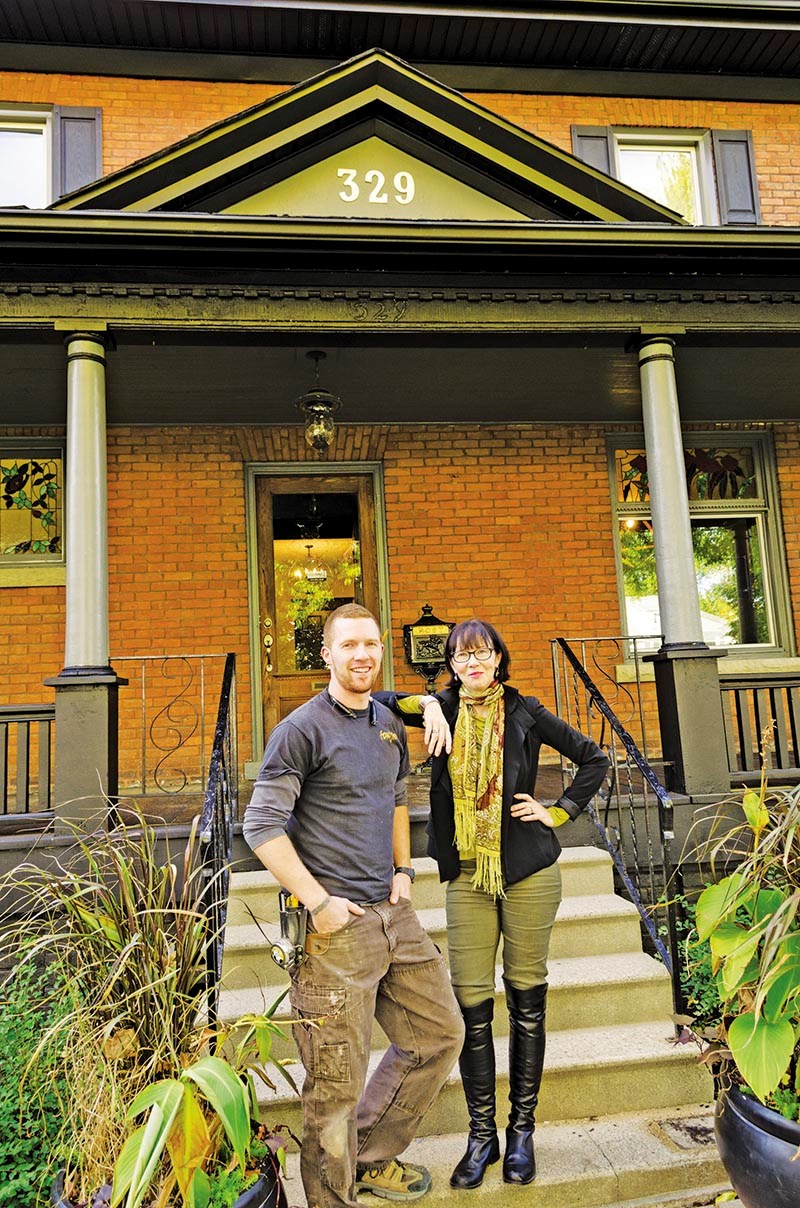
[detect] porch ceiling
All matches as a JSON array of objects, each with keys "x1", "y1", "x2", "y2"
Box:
[{"x1": 3, "y1": 332, "x2": 800, "y2": 425}]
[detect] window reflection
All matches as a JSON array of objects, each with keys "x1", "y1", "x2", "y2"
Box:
[{"x1": 620, "y1": 519, "x2": 768, "y2": 647}]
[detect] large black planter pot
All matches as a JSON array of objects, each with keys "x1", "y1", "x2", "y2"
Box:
[
  {"x1": 52, "y1": 1163, "x2": 287, "y2": 1208},
  {"x1": 715, "y1": 1087, "x2": 800, "y2": 1208}
]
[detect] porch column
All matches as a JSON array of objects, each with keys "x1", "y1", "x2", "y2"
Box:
[
  {"x1": 46, "y1": 329, "x2": 125, "y2": 831},
  {"x1": 637, "y1": 335, "x2": 730, "y2": 797}
]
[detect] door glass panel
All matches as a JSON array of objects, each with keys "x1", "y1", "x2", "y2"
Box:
[
  {"x1": 619, "y1": 518, "x2": 770, "y2": 647},
  {"x1": 272, "y1": 493, "x2": 363, "y2": 672}
]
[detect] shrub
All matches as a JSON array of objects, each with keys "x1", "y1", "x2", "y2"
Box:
[{"x1": 0, "y1": 962, "x2": 67, "y2": 1208}]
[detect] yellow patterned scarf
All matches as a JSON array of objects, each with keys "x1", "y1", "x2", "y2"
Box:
[{"x1": 450, "y1": 679, "x2": 506, "y2": 898}]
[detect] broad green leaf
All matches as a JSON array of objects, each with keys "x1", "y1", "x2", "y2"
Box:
[
  {"x1": 112, "y1": 1083, "x2": 183, "y2": 1208},
  {"x1": 742, "y1": 788, "x2": 769, "y2": 835},
  {"x1": 184, "y1": 1056, "x2": 250, "y2": 1169},
  {"x1": 696, "y1": 874, "x2": 748, "y2": 942},
  {"x1": 718, "y1": 931, "x2": 761, "y2": 998},
  {"x1": 110, "y1": 1125, "x2": 148, "y2": 1205},
  {"x1": 165, "y1": 1086, "x2": 212, "y2": 1205},
  {"x1": 188, "y1": 1168, "x2": 211, "y2": 1208},
  {"x1": 728, "y1": 1011, "x2": 795, "y2": 1102},
  {"x1": 127, "y1": 1077, "x2": 184, "y2": 1120},
  {"x1": 709, "y1": 923, "x2": 754, "y2": 969},
  {"x1": 754, "y1": 887, "x2": 786, "y2": 924},
  {"x1": 761, "y1": 934, "x2": 800, "y2": 1021}
]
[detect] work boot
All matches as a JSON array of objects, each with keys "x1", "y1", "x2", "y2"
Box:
[
  {"x1": 503, "y1": 980, "x2": 547, "y2": 1185},
  {"x1": 355, "y1": 1158, "x2": 432, "y2": 1201},
  {"x1": 450, "y1": 998, "x2": 501, "y2": 1189}
]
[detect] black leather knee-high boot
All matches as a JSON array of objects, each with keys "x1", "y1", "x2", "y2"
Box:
[
  {"x1": 503, "y1": 981, "x2": 547, "y2": 1185},
  {"x1": 450, "y1": 998, "x2": 501, "y2": 1189}
]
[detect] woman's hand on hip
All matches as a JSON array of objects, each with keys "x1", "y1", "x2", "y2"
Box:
[{"x1": 511, "y1": 793, "x2": 556, "y2": 827}]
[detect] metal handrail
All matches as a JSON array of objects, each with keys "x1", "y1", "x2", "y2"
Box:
[
  {"x1": 553, "y1": 637, "x2": 686, "y2": 1016},
  {"x1": 198, "y1": 652, "x2": 237, "y2": 1026}
]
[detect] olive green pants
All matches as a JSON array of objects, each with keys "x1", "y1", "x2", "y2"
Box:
[{"x1": 445, "y1": 860, "x2": 562, "y2": 1008}]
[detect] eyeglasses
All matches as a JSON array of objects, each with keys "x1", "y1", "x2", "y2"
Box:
[{"x1": 451, "y1": 647, "x2": 495, "y2": 665}]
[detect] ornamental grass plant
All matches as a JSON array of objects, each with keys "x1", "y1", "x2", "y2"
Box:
[{"x1": 0, "y1": 813, "x2": 296, "y2": 1208}]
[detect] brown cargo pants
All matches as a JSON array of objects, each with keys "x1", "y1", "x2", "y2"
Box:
[{"x1": 288, "y1": 896, "x2": 464, "y2": 1208}]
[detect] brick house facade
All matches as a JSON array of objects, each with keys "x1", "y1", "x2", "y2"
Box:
[{"x1": 3, "y1": 4, "x2": 800, "y2": 818}]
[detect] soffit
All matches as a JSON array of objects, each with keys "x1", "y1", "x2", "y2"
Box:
[
  {"x1": 4, "y1": 1, "x2": 800, "y2": 77},
  {"x1": 50, "y1": 50, "x2": 681, "y2": 223}
]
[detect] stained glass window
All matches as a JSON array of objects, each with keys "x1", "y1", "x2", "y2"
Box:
[{"x1": 1, "y1": 450, "x2": 63, "y2": 563}]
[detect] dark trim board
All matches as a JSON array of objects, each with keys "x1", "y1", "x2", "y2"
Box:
[{"x1": 7, "y1": 44, "x2": 800, "y2": 103}]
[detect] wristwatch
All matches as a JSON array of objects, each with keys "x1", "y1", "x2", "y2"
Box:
[{"x1": 394, "y1": 865, "x2": 416, "y2": 882}]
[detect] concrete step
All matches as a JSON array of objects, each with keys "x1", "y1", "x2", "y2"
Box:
[
  {"x1": 220, "y1": 950, "x2": 674, "y2": 1057},
  {"x1": 224, "y1": 846, "x2": 617, "y2": 926},
  {"x1": 220, "y1": 892, "x2": 645, "y2": 991},
  {"x1": 275, "y1": 1106, "x2": 725, "y2": 1208},
  {"x1": 253, "y1": 1019, "x2": 714, "y2": 1137}
]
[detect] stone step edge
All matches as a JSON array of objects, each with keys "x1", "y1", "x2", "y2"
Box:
[
  {"x1": 223, "y1": 892, "x2": 642, "y2": 949},
  {"x1": 218, "y1": 949, "x2": 671, "y2": 1021},
  {"x1": 275, "y1": 1105, "x2": 725, "y2": 1208},
  {"x1": 227, "y1": 847, "x2": 614, "y2": 892},
  {"x1": 253, "y1": 1019, "x2": 699, "y2": 1108}
]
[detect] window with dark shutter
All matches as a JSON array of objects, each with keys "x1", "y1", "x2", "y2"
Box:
[
  {"x1": 571, "y1": 126, "x2": 614, "y2": 176},
  {"x1": 52, "y1": 107, "x2": 102, "y2": 200},
  {"x1": 711, "y1": 130, "x2": 762, "y2": 225}
]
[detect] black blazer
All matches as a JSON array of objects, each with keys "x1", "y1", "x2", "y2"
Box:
[{"x1": 377, "y1": 685, "x2": 609, "y2": 886}]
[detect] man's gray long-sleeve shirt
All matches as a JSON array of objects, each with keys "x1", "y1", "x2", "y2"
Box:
[{"x1": 243, "y1": 690, "x2": 410, "y2": 903}]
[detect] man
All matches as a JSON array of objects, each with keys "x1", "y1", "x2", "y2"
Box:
[{"x1": 243, "y1": 603, "x2": 464, "y2": 1208}]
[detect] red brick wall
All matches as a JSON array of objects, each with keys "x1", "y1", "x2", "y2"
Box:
[
  {"x1": 0, "y1": 69, "x2": 799, "y2": 222},
  {"x1": 9, "y1": 420, "x2": 799, "y2": 784}
]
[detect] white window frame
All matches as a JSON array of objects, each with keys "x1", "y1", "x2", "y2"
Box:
[
  {"x1": 0, "y1": 105, "x2": 53, "y2": 209},
  {"x1": 611, "y1": 128, "x2": 718, "y2": 225},
  {"x1": 608, "y1": 431, "x2": 793, "y2": 657}
]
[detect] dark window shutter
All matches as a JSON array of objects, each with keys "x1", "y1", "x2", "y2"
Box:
[
  {"x1": 571, "y1": 126, "x2": 614, "y2": 176},
  {"x1": 52, "y1": 107, "x2": 102, "y2": 200},
  {"x1": 711, "y1": 129, "x2": 761, "y2": 225}
]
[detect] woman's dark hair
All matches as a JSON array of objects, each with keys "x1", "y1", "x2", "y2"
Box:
[{"x1": 445, "y1": 619, "x2": 511, "y2": 687}]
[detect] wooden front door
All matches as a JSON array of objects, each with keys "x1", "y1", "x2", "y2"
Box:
[{"x1": 255, "y1": 473, "x2": 381, "y2": 738}]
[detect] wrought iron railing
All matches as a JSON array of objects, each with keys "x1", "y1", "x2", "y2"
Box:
[
  {"x1": 551, "y1": 635, "x2": 686, "y2": 1016},
  {"x1": 720, "y1": 671, "x2": 800, "y2": 785},
  {"x1": 0, "y1": 704, "x2": 54, "y2": 816},
  {"x1": 115, "y1": 653, "x2": 229, "y2": 796},
  {"x1": 198, "y1": 652, "x2": 237, "y2": 1025}
]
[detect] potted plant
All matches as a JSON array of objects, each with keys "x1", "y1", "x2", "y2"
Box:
[
  {"x1": 0, "y1": 814, "x2": 297, "y2": 1208},
  {"x1": 687, "y1": 780, "x2": 800, "y2": 1208}
]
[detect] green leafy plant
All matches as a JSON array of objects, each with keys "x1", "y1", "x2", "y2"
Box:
[
  {"x1": 0, "y1": 962, "x2": 68, "y2": 1207},
  {"x1": 111, "y1": 1007, "x2": 296, "y2": 1208},
  {"x1": 689, "y1": 779, "x2": 800, "y2": 1114},
  {"x1": 0, "y1": 813, "x2": 296, "y2": 1207}
]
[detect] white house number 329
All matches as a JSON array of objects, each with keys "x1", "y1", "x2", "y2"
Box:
[{"x1": 337, "y1": 168, "x2": 415, "y2": 205}]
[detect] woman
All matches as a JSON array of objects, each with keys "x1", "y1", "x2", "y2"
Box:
[{"x1": 379, "y1": 619, "x2": 608, "y2": 1189}]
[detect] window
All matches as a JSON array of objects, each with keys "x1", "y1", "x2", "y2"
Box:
[
  {"x1": 610, "y1": 433, "x2": 791, "y2": 653},
  {"x1": 614, "y1": 130, "x2": 716, "y2": 224},
  {"x1": 0, "y1": 442, "x2": 65, "y2": 586},
  {"x1": 572, "y1": 126, "x2": 761, "y2": 225},
  {"x1": 0, "y1": 110, "x2": 51, "y2": 207},
  {"x1": 0, "y1": 105, "x2": 102, "y2": 207}
]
